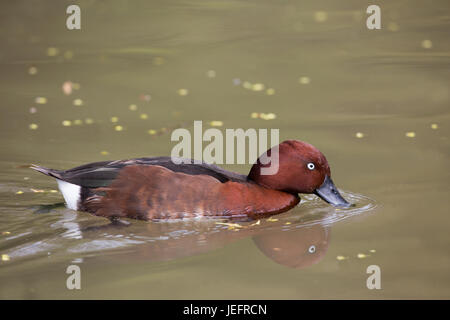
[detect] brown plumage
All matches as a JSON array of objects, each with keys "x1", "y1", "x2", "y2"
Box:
[
  {"x1": 31, "y1": 140, "x2": 351, "y2": 221},
  {"x1": 82, "y1": 165, "x2": 299, "y2": 220}
]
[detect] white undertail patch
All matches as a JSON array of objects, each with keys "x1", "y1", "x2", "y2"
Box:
[{"x1": 56, "y1": 179, "x2": 81, "y2": 210}]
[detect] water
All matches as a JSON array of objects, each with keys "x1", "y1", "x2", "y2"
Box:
[{"x1": 0, "y1": 0, "x2": 449, "y2": 299}]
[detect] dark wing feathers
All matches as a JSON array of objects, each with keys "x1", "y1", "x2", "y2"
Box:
[{"x1": 32, "y1": 157, "x2": 248, "y2": 188}]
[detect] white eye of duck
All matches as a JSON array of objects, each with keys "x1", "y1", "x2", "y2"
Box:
[
  {"x1": 308, "y1": 245, "x2": 316, "y2": 253},
  {"x1": 307, "y1": 163, "x2": 315, "y2": 170}
]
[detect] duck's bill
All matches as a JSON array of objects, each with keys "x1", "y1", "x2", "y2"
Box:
[{"x1": 314, "y1": 175, "x2": 353, "y2": 208}]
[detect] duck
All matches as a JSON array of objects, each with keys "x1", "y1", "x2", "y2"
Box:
[{"x1": 30, "y1": 140, "x2": 351, "y2": 221}]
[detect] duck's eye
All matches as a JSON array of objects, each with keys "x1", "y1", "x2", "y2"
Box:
[
  {"x1": 308, "y1": 245, "x2": 316, "y2": 253},
  {"x1": 307, "y1": 163, "x2": 315, "y2": 170}
]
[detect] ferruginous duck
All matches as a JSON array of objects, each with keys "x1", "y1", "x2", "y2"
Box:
[{"x1": 31, "y1": 140, "x2": 351, "y2": 220}]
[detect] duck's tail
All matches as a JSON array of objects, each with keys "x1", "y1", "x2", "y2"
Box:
[
  {"x1": 29, "y1": 164, "x2": 63, "y2": 180},
  {"x1": 30, "y1": 164, "x2": 81, "y2": 210}
]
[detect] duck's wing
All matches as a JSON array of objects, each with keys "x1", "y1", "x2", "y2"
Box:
[{"x1": 31, "y1": 156, "x2": 248, "y2": 188}]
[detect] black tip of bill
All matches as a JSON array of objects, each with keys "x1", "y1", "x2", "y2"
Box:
[{"x1": 314, "y1": 175, "x2": 353, "y2": 208}]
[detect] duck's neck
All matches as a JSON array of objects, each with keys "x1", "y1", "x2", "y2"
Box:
[
  {"x1": 247, "y1": 162, "x2": 265, "y2": 185},
  {"x1": 247, "y1": 163, "x2": 293, "y2": 194}
]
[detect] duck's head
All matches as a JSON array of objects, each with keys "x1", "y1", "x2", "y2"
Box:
[{"x1": 248, "y1": 140, "x2": 352, "y2": 208}]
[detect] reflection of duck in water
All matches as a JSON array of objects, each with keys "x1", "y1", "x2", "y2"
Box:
[
  {"x1": 253, "y1": 225, "x2": 330, "y2": 269},
  {"x1": 89, "y1": 219, "x2": 330, "y2": 269}
]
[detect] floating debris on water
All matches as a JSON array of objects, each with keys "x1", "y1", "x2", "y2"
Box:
[
  {"x1": 63, "y1": 50, "x2": 74, "y2": 60},
  {"x1": 215, "y1": 222, "x2": 244, "y2": 230},
  {"x1": 129, "y1": 104, "x2": 138, "y2": 111},
  {"x1": 267, "y1": 217, "x2": 279, "y2": 222},
  {"x1": 31, "y1": 188, "x2": 45, "y2": 193},
  {"x1": 73, "y1": 119, "x2": 83, "y2": 126},
  {"x1": 29, "y1": 107, "x2": 37, "y2": 114},
  {"x1": 206, "y1": 70, "x2": 216, "y2": 78},
  {"x1": 73, "y1": 98, "x2": 83, "y2": 106},
  {"x1": 85, "y1": 118, "x2": 94, "y2": 124},
  {"x1": 421, "y1": 39, "x2": 433, "y2": 49},
  {"x1": 140, "y1": 94, "x2": 151, "y2": 102},
  {"x1": 62, "y1": 81, "x2": 73, "y2": 95},
  {"x1": 232, "y1": 78, "x2": 241, "y2": 86},
  {"x1": 357, "y1": 253, "x2": 369, "y2": 259},
  {"x1": 140, "y1": 113, "x2": 148, "y2": 120},
  {"x1": 47, "y1": 47, "x2": 59, "y2": 57},
  {"x1": 285, "y1": 222, "x2": 291, "y2": 225},
  {"x1": 355, "y1": 132, "x2": 365, "y2": 138},
  {"x1": 314, "y1": 11, "x2": 328, "y2": 23},
  {"x1": 1, "y1": 254, "x2": 10, "y2": 261},
  {"x1": 260, "y1": 113, "x2": 277, "y2": 120},
  {"x1": 114, "y1": 125, "x2": 124, "y2": 132},
  {"x1": 148, "y1": 129, "x2": 157, "y2": 135},
  {"x1": 29, "y1": 123, "x2": 38, "y2": 130},
  {"x1": 209, "y1": 121, "x2": 223, "y2": 127},
  {"x1": 249, "y1": 220, "x2": 261, "y2": 226},
  {"x1": 62, "y1": 120, "x2": 72, "y2": 127},
  {"x1": 28, "y1": 66, "x2": 38, "y2": 75},
  {"x1": 336, "y1": 255, "x2": 349, "y2": 261},
  {"x1": 16, "y1": 190, "x2": 24, "y2": 195},
  {"x1": 431, "y1": 123, "x2": 439, "y2": 130},
  {"x1": 110, "y1": 116, "x2": 119, "y2": 123},
  {"x1": 266, "y1": 88, "x2": 275, "y2": 95},
  {"x1": 2, "y1": 232, "x2": 11, "y2": 235},
  {"x1": 49, "y1": 189, "x2": 58, "y2": 193},
  {"x1": 369, "y1": 249, "x2": 376, "y2": 253},
  {"x1": 177, "y1": 89, "x2": 189, "y2": 96},
  {"x1": 261, "y1": 113, "x2": 276, "y2": 120},
  {"x1": 252, "y1": 83, "x2": 265, "y2": 91},
  {"x1": 35, "y1": 97, "x2": 47, "y2": 104},
  {"x1": 100, "y1": 151, "x2": 110, "y2": 156},
  {"x1": 250, "y1": 112, "x2": 277, "y2": 120},
  {"x1": 405, "y1": 132, "x2": 416, "y2": 138},
  {"x1": 299, "y1": 76, "x2": 311, "y2": 85},
  {"x1": 242, "y1": 81, "x2": 252, "y2": 89}
]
